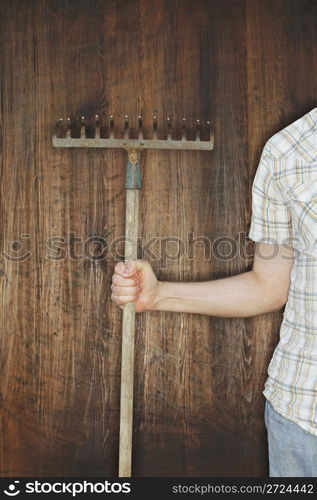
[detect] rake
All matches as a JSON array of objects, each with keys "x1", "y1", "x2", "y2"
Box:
[{"x1": 52, "y1": 114, "x2": 214, "y2": 477}]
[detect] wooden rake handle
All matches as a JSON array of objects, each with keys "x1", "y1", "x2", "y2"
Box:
[{"x1": 118, "y1": 149, "x2": 142, "y2": 477}]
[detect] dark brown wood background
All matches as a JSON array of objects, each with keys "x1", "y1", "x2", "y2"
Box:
[{"x1": 0, "y1": 0, "x2": 316, "y2": 477}]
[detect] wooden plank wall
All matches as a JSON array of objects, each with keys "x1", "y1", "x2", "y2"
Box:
[{"x1": 0, "y1": 0, "x2": 316, "y2": 477}]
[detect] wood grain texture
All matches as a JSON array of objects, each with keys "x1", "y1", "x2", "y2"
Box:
[{"x1": 0, "y1": 0, "x2": 316, "y2": 477}]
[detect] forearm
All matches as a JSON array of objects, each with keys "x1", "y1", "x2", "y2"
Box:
[{"x1": 152, "y1": 270, "x2": 287, "y2": 317}]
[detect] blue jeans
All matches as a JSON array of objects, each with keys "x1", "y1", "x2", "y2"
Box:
[{"x1": 264, "y1": 399, "x2": 317, "y2": 477}]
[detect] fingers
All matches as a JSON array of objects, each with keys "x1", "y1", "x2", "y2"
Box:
[
  {"x1": 111, "y1": 292, "x2": 139, "y2": 306},
  {"x1": 112, "y1": 274, "x2": 139, "y2": 286},
  {"x1": 111, "y1": 271, "x2": 140, "y2": 307},
  {"x1": 112, "y1": 259, "x2": 151, "y2": 310},
  {"x1": 111, "y1": 284, "x2": 140, "y2": 297}
]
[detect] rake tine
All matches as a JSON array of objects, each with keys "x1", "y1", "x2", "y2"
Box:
[
  {"x1": 167, "y1": 117, "x2": 172, "y2": 140},
  {"x1": 66, "y1": 117, "x2": 71, "y2": 139},
  {"x1": 109, "y1": 115, "x2": 115, "y2": 139},
  {"x1": 54, "y1": 118, "x2": 64, "y2": 139},
  {"x1": 153, "y1": 115, "x2": 158, "y2": 140},
  {"x1": 181, "y1": 117, "x2": 186, "y2": 141},
  {"x1": 138, "y1": 115, "x2": 143, "y2": 140},
  {"x1": 80, "y1": 116, "x2": 86, "y2": 139},
  {"x1": 206, "y1": 120, "x2": 211, "y2": 141},
  {"x1": 124, "y1": 115, "x2": 129, "y2": 141},
  {"x1": 95, "y1": 115, "x2": 100, "y2": 139},
  {"x1": 196, "y1": 119, "x2": 201, "y2": 141}
]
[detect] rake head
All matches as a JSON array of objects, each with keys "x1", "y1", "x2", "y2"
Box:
[{"x1": 52, "y1": 115, "x2": 214, "y2": 151}]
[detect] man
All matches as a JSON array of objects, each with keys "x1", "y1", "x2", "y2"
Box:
[{"x1": 111, "y1": 107, "x2": 317, "y2": 477}]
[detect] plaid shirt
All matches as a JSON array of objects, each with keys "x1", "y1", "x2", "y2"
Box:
[{"x1": 248, "y1": 107, "x2": 317, "y2": 436}]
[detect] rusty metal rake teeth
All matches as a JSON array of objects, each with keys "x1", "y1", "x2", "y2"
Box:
[{"x1": 53, "y1": 115, "x2": 214, "y2": 150}]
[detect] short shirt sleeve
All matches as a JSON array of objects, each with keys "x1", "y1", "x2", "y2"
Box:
[{"x1": 248, "y1": 142, "x2": 292, "y2": 244}]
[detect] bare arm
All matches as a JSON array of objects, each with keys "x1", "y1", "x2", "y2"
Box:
[{"x1": 111, "y1": 243, "x2": 294, "y2": 317}]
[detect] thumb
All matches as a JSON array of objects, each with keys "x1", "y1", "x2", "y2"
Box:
[{"x1": 122, "y1": 259, "x2": 137, "y2": 277}]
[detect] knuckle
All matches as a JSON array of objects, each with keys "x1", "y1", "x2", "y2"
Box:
[{"x1": 115, "y1": 262, "x2": 124, "y2": 273}]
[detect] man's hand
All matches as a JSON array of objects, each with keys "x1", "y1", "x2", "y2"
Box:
[{"x1": 111, "y1": 259, "x2": 159, "y2": 312}]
